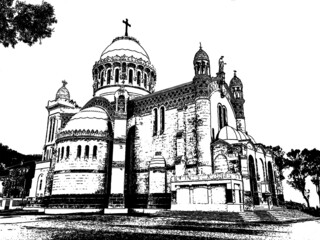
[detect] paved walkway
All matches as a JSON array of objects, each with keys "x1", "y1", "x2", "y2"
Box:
[{"x1": 0, "y1": 214, "x2": 319, "y2": 239}]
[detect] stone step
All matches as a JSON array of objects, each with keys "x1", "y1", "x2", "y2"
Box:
[{"x1": 238, "y1": 212, "x2": 261, "y2": 222}]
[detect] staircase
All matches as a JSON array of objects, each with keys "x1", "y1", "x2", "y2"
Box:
[
  {"x1": 267, "y1": 209, "x2": 314, "y2": 222},
  {"x1": 238, "y1": 211, "x2": 261, "y2": 222},
  {"x1": 152, "y1": 209, "x2": 315, "y2": 223}
]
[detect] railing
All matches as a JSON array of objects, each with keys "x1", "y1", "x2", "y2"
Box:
[{"x1": 171, "y1": 172, "x2": 241, "y2": 182}]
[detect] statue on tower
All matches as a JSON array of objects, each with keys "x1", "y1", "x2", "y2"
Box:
[{"x1": 218, "y1": 56, "x2": 226, "y2": 73}]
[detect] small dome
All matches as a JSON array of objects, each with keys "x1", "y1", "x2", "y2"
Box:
[
  {"x1": 56, "y1": 80, "x2": 70, "y2": 100},
  {"x1": 63, "y1": 107, "x2": 108, "y2": 132},
  {"x1": 218, "y1": 126, "x2": 241, "y2": 140},
  {"x1": 230, "y1": 70, "x2": 243, "y2": 88},
  {"x1": 193, "y1": 46, "x2": 210, "y2": 65},
  {"x1": 100, "y1": 36, "x2": 150, "y2": 62}
]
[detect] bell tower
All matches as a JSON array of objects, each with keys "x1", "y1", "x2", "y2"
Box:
[{"x1": 230, "y1": 71, "x2": 246, "y2": 132}]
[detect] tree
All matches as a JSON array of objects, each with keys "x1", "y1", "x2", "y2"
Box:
[
  {"x1": 272, "y1": 145, "x2": 289, "y2": 181},
  {"x1": 0, "y1": 0, "x2": 57, "y2": 48},
  {"x1": 305, "y1": 148, "x2": 320, "y2": 206},
  {"x1": 286, "y1": 149, "x2": 311, "y2": 208}
]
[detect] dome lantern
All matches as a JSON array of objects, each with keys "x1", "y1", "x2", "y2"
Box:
[
  {"x1": 193, "y1": 43, "x2": 210, "y2": 76},
  {"x1": 55, "y1": 80, "x2": 70, "y2": 100},
  {"x1": 230, "y1": 70, "x2": 243, "y2": 99}
]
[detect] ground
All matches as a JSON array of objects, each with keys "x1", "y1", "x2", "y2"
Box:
[{"x1": 0, "y1": 213, "x2": 319, "y2": 240}]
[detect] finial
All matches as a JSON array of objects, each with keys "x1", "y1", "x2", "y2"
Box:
[
  {"x1": 234, "y1": 70, "x2": 237, "y2": 76},
  {"x1": 122, "y1": 18, "x2": 131, "y2": 37},
  {"x1": 199, "y1": 42, "x2": 202, "y2": 49},
  {"x1": 62, "y1": 80, "x2": 67, "y2": 87}
]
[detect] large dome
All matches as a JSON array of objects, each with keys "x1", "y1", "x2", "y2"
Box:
[
  {"x1": 100, "y1": 36, "x2": 150, "y2": 62},
  {"x1": 63, "y1": 107, "x2": 108, "y2": 132}
]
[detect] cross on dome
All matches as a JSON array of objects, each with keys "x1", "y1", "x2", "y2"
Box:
[
  {"x1": 62, "y1": 80, "x2": 67, "y2": 87},
  {"x1": 122, "y1": 18, "x2": 131, "y2": 36}
]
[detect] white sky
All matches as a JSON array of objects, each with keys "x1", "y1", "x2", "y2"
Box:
[{"x1": 0, "y1": 0, "x2": 319, "y2": 206}]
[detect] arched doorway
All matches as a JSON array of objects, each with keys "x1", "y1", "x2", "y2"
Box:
[
  {"x1": 268, "y1": 162, "x2": 277, "y2": 205},
  {"x1": 249, "y1": 156, "x2": 259, "y2": 205}
]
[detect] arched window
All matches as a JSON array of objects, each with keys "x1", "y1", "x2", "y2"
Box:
[
  {"x1": 100, "y1": 70, "x2": 105, "y2": 86},
  {"x1": 223, "y1": 106, "x2": 228, "y2": 127},
  {"x1": 107, "y1": 69, "x2": 111, "y2": 84},
  {"x1": 115, "y1": 68, "x2": 119, "y2": 83},
  {"x1": 153, "y1": 108, "x2": 158, "y2": 136},
  {"x1": 57, "y1": 148, "x2": 60, "y2": 163},
  {"x1": 160, "y1": 106, "x2": 165, "y2": 134},
  {"x1": 85, "y1": 145, "x2": 89, "y2": 158},
  {"x1": 77, "y1": 145, "x2": 81, "y2": 158},
  {"x1": 144, "y1": 73, "x2": 147, "y2": 88},
  {"x1": 118, "y1": 95, "x2": 125, "y2": 112},
  {"x1": 66, "y1": 146, "x2": 70, "y2": 158},
  {"x1": 137, "y1": 71, "x2": 141, "y2": 86},
  {"x1": 129, "y1": 69, "x2": 133, "y2": 84},
  {"x1": 93, "y1": 145, "x2": 97, "y2": 159},
  {"x1": 61, "y1": 147, "x2": 64, "y2": 160}
]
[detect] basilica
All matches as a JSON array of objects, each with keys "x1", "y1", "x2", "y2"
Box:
[{"x1": 29, "y1": 21, "x2": 283, "y2": 213}]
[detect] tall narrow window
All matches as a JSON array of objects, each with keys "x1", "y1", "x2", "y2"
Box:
[
  {"x1": 85, "y1": 145, "x2": 89, "y2": 158},
  {"x1": 66, "y1": 146, "x2": 70, "y2": 158},
  {"x1": 261, "y1": 159, "x2": 266, "y2": 181},
  {"x1": 115, "y1": 68, "x2": 119, "y2": 83},
  {"x1": 255, "y1": 158, "x2": 260, "y2": 180},
  {"x1": 93, "y1": 145, "x2": 97, "y2": 159},
  {"x1": 107, "y1": 69, "x2": 111, "y2": 84},
  {"x1": 61, "y1": 147, "x2": 64, "y2": 160},
  {"x1": 39, "y1": 180, "x2": 43, "y2": 191},
  {"x1": 160, "y1": 106, "x2": 165, "y2": 134},
  {"x1": 57, "y1": 148, "x2": 60, "y2": 163},
  {"x1": 144, "y1": 73, "x2": 147, "y2": 88},
  {"x1": 47, "y1": 118, "x2": 53, "y2": 143},
  {"x1": 77, "y1": 145, "x2": 81, "y2": 158},
  {"x1": 218, "y1": 105, "x2": 223, "y2": 129},
  {"x1": 153, "y1": 108, "x2": 158, "y2": 136},
  {"x1": 50, "y1": 118, "x2": 56, "y2": 142},
  {"x1": 137, "y1": 71, "x2": 141, "y2": 86},
  {"x1": 100, "y1": 70, "x2": 105, "y2": 86},
  {"x1": 129, "y1": 69, "x2": 133, "y2": 84},
  {"x1": 223, "y1": 106, "x2": 228, "y2": 127}
]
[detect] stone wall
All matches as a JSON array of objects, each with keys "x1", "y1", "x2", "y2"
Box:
[{"x1": 52, "y1": 140, "x2": 109, "y2": 195}]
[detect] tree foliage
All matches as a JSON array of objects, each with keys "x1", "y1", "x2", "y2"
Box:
[
  {"x1": 0, "y1": 142, "x2": 41, "y2": 169},
  {"x1": 0, "y1": 0, "x2": 57, "y2": 48},
  {"x1": 272, "y1": 145, "x2": 289, "y2": 181},
  {"x1": 304, "y1": 148, "x2": 320, "y2": 206},
  {"x1": 286, "y1": 149, "x2": 311, "y2": 208}
]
